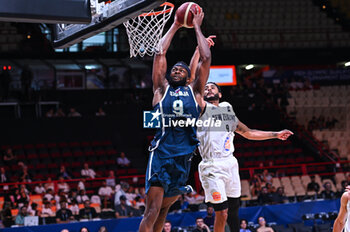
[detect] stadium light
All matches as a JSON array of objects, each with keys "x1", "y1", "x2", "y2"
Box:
[
  {"x1": 245, "y1": 64, "x2": 254, "y2": 70},
  {"x1": 345, "y1": 61, "x2": 350, "y2": 67}
]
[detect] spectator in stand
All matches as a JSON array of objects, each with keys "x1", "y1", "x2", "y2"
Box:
[
  {"x1": 0, "y1": 167, "x2": 7, "y2": 181},
  {"x1": 114, "y1": 182, "x2": 131, "y2": 208},
  {"x1": 163, "y1": 220, "x2": 173, "y2": 232},
  {"x1": 78, "y1": 177, "x2": 86, "y2": 191},
  {"x1": 240, "y1": 219, "x2": 251, "y2": 232},
  {"x1": 91, "y1": 190, "x2": 102, "y2": 205},
  {"x1": 250, "y1": 173, "x2": 262, "y2": 186},
  {"x1": 34, "y1": 182, "x2": 46, "y2": 195},
  {"x1": 15, "y1": 206, "x2": 28, "y2": 226},
  {"x1": 266, "y1": 183, "x2": 276, "y2": 194},
  {"x1": 19, "y1": 165, "x2": 32, "y2": 183},
  {"x1": 192, "y1": 217, "x2": 210, "y2": 232},
  {"x1": 58, "y1": 176, "x2": 70, "y2": 193},
  {"x1": 320, "y1": 182, "x2": 336, "y2": 199},
  {"x1": 258, "y1": 187, "x2": 273, "y2": 205},
  {"x1": 79, "y1": 200, "x2": 97, "y2": 220},
  {"x1": 106, "y1": 170, "x2": 116, "y2": 187},
  {"x1": 271, "y1": 187, "x2": 288, "y2": 204},
  {"x1": 58, "y1": 165, "x2": 72, "y2": 180},
  {"x1": 81, "y1": 163, "x2": 96, "y2": 179},
  {"x1": 41, "y1": 201, "x2": 54, "y2": 217},
  {"x1": 203, "y1": 205, "x2": 215, "y2": 228},
  {"x1": 44, "y1": 177, "x2": 54, "y2": 191},
  {"x1": 96, "y1": 107, "x2": 106, "y2": 116},
  {"x1": 1, "y1": 201, "x2": 13, "y2": 227},
  {"x1": 27, "y1": 202, "x2": 40, "y2": 217},
  {"x1": 44, "y1": 188, "x2": 54, "y2": 202},
  {"x1": 56, "y1": 201, "x2": 74, "y2": 223},
  {"x1": 307, "y1": 176, "x2": 320, "y2": 193},
  {"x1": 98, "y1": 226, "x2": 108, "y2": 232},
  {"x1": 69, "y1": 199, "x2": 80, "y2": 217},
  {"x1": 68, "y1": 107, "x2": 82, "y2": 117},
  {"x1": 16, "y1": 189, "x2": 30, "y2": 208},
  {"x1": 3, "y1": 148, "x2": 17, "y2": 166},
  {"x1": 55, "y1": 108, "x2": 66, "y2": 117},
  {"x1": 251, "y1": 181, "x2": 262, "y2": 198},
  {"x1": 45, "y1": 108, "x2": 55, "y2": 117},
  {"x1": 98, "y1": 181, "x2": 113, "y2": 200},
  {"x1": 115, "y1": 195, "x2": 134, "y2": 218},
  {"x1": 257, "y1": 217, "x2": 273, "y2": 232},
  {"x1": 117, "y1": 152, "x2": 131, "y2": 168},
  {"x1": 68, "y1": 189, "x2": 78, "y2": 203},
  {"x1": 133, "y1": 196, "x2": 145, "y2": 214},
  {"x1": 55, "y1": 189, "x2": 68, "y2": 208},
  {"x1": 80, "y1": 227, "x2": 90, "y2": 232},
  {"x1": 77, "y1": 190, "x2": 90, "y2": 204},
  {"x1": 261, "y1": 169, "x2": 273, "y2": 185}
]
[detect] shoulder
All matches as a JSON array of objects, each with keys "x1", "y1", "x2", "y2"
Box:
[
  {"x1": 218, "y1": 101, "x2": 232, "y2": 107},
  {"x1": 340, "y1": 191, "x2": 349, "y2": 204}
]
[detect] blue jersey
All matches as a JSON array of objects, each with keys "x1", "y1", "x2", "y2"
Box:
[{"x1": 150, "y1": 85, "x2": 201, "y2": 158}]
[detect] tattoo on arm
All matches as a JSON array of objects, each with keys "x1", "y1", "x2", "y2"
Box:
[{"x1": 272, "y1": 132, "x2": 278, "y2": 138}]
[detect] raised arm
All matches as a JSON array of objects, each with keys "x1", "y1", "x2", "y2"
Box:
[
  {"x1": 189, "y1": 35, "x2": 215, "y2": 84},
  {"x1": 152, "y1": 21, "x2": 182, "y2": 106},
  {"x1": 235, "y1": 120, "x2": 293, "y2": 140},
  {"x1": 333, "y1": 192, "x2": 348, "y2": 232},
  {"x1": 189, "y1": 9, "x2": 211, "y2": 109}
]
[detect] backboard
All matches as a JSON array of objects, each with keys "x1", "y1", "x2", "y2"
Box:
[{"x1": 53, "y1": 0, "x2": 165, "y2": 49}]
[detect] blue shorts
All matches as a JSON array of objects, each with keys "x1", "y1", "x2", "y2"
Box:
[{"x1": 145, "y1": 150, "x2": 193, "y2": 197}]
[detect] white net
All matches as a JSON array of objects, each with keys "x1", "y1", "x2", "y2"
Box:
[{"x1": 123, "y1": 2, "x2": 174, "y2": 58}]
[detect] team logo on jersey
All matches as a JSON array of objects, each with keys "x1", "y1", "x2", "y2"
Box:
[
  {"x1": 212, "y1": 191, "x2": 221, "y2": 201},
  {"x1": 143, "y1": 109, "x2": 161, "y2": 128},
  {"x1": 224, "y1": 136, "x2": 230, "y2": 151}
]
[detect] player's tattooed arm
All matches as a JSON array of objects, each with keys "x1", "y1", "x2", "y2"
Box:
[{"x1": 235, "y1": 120, "x2": 293, "y2": 141}]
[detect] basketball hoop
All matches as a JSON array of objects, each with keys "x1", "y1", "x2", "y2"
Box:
[{"x1": 123, "y1": 2, "x2": 174, "y2": 58}]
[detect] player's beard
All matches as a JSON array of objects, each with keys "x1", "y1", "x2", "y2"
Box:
[
  {"x1": 168, "y1": 76, "x2": 187, "y2": 87},
  {"x1": 204, "y1": 93, "x2": 220, "y2": 102}
]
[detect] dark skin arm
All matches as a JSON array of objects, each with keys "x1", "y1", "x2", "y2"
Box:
[
  {"x1": 189, "y1": 35, "x2": 215, "y2": 84},
  {"x1": 152, "y1": 20, "x2": 182, "y2": 107},
  {"x1": 189, "y1": 8, "x2": 212, "y2": 112}
]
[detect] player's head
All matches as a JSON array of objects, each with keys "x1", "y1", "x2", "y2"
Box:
[
  {"x1": 204, "y1": 82, "x2": 222, "y2": 102},
  {"x1": 168, "y1": 61, "x2": 191, "y2": 87}
]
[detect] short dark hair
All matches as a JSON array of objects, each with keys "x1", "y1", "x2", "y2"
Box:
[
  {"x1": 206, "y1": 82, "x2": 222, "y2": 92},
  {"x1": 240, "y1": 219, "x2": 248, "y2": 224},
  {"x1": 165, "y1": 220, "x2": 171, "y2": 225}
]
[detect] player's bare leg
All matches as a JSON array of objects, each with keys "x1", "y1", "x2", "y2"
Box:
[
  {"x1": 153, "y1": 195, "x2": 179, "y2": 232},
  {"x1": 139, "y1": 186, "x2": 164, "y2": 232},
  {"x1": 214, "y1": 209, "x2": 228, "y2": 232}
]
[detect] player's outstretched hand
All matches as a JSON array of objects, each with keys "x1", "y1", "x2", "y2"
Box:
[
  {"x1": 276, "y1": 129, "x2": 294, "y2": 140},
  {"x1": 206, "y1": 35, "x2": 216, "y2": 47},
  {"x1": 191, "y1": 7, "x2": 204, "y2": 28}
]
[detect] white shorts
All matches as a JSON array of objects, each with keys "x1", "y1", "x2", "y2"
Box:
[{"x1": 198, "y1": 155, "x2": 241, "y2": 204}]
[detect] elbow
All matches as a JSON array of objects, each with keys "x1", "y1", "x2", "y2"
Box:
[{"x1": 200, "y1": 53, "x2": 211, "y2": 64}]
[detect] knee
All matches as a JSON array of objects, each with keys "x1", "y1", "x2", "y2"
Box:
[
  {"x1": 144, "y1": 203, "x2": 161, "y2": 220},
  {"x1": 216, "y1": 209, "x2": 228, "y2": 222}
]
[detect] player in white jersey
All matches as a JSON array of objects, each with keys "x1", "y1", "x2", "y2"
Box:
[
  {"x1": 196, "y1": 82, "x2": 293, "y2": 232},
  {"x1": 333, "y1": 189, "x2": 350, "y2": 232}
]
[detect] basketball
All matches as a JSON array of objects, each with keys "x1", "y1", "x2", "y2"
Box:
[{"x1": 175, "y1": 2, "x2": 202, "y2": 28}]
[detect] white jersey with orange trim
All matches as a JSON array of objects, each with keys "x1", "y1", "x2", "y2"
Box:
[
  {"x1": 196, "y1": 101, "x2": 238, "y2": 161},
  {"x1": 197, "y1": 101, "x2": 241, "y2": 203}
]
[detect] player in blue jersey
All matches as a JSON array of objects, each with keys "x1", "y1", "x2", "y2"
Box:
[{"x1": 139, "y1": 8, "x2": 211, "y2": 232}]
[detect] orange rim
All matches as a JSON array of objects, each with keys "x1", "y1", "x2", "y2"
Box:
[{"x1": 139, "y1": 2, "x2": 174, "y2": 17}]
